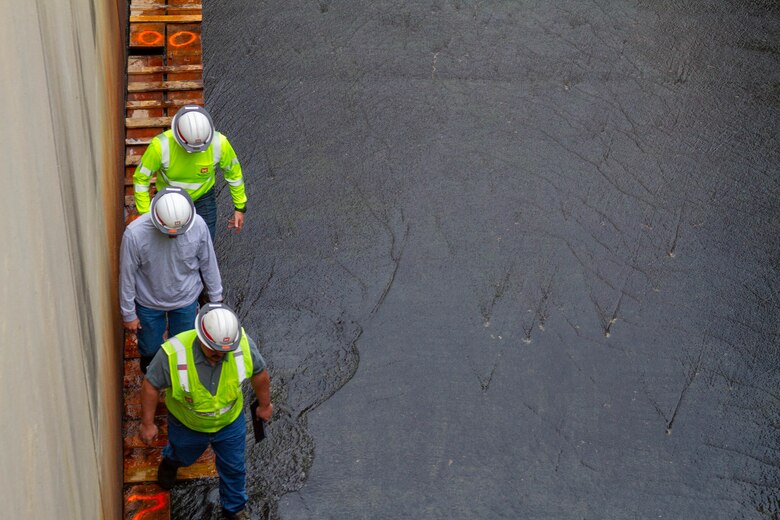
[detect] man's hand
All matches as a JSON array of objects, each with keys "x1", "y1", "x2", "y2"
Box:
[
  {"x1": 255, "y1": 402, "x2": 273, "y2": 422},
  {"x1": 228, "y1": 210, "x2": 245, "y2": 233},
  {"x1": 140, "y1": 422, "x2": 158, "y2": 445},
  {"x1": 124, "y1": 319, "x2": 141, "y2": 332},
  {"x1": 140, "y1": 379, "x2": 161, "y2": 444}
]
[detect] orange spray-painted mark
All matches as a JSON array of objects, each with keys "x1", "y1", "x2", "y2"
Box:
[
  {"x1": 169, "y1": 31, "x2": 199, "y2": 48},
  {"x1": 132, "y1": 30, "x2": 199, "y2": 49},
  {"x1": 135, "y1": 30, "x2": 165, "y2": 47},
  {"x1": 127, "y1": 492, "x2": 168, "y2": 520}
]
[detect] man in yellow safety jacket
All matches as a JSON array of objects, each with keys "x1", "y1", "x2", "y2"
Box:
[
  {"x1": 133, "y1": 105, "x2": 248, "y2": 241},
  {"x1": 140, "y1": 303, "x2": 272, "y2": 520}
]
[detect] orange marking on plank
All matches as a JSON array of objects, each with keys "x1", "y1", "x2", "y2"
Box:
[
  {"x1": 127, "y1": 492, "x2": 168, "y2": 520},
  {"x1": 168, "y1": 31, "x2": 199, "y2": 48},
  {"x1": 136, "y1": 30, "x2": 164, "y2": 46}
]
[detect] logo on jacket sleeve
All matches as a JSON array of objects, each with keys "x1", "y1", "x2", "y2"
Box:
[{"x1": 200, "y1": 167, "x2": 209, "y2": 174}]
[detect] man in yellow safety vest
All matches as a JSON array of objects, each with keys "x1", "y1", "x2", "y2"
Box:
[
  {"x1": 133, "y1": 105, "x2": 248, "y2": 241},
  {"x1": 140, "y1": 303, "x2": 272, "y2": 520}
]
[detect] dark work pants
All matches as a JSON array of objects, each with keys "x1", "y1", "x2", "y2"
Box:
[
  {"x1": 163, "y1": 413, "x2": 248, "y2": 515},
  {"x1": 194, "y1": 187, "x2": 217, "y2": 243}
]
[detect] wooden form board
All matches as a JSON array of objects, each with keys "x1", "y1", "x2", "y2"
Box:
[
  {"x1": 124, "y1": 0, "x2": 204, "y2": 196},
  {"x1": 123, "y1": 3, "x2": 214, "y2": 519}
]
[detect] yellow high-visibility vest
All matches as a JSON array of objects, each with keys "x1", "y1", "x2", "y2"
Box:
[
  {"x1": 133, "y1": 130, "x2": 247, "y2": 213},
  {"x1": 162, "y1": 329, "x2": 253, "y2": 432}
]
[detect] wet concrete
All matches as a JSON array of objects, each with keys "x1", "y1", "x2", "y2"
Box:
[{"x1": 171, "y1": 1, "x2": 780, "y2": 518}]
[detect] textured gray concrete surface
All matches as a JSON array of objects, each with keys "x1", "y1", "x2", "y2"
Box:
[
  {"x1": 174, "y1": 1, "x2": 780, "y2": 518},
  {"x1": 0, "y1": 1, "x2": 126, "y2": 518}
]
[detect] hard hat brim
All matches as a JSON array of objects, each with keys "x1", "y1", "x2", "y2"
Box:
[
  {"x1": 195, "y1": 303, "x2": 242, "y2": 352},
  {"x1": 150, "y1": 187, "x2": 197, "y2": 236},
  {"x1": 171, "y1": 105, "x2": 215, "y2": 153}
]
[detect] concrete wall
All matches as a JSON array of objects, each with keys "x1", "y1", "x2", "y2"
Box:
[{"x1": 0, "y1": 0, "x2": 126, "y2": 518}]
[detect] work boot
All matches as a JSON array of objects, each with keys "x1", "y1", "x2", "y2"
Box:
[
  {"x1": 223, "y1": 508, "x2": 250, "y2": 519},
  {"x1": 157, "y1": 457, "x2": 178, "y2": 490}
]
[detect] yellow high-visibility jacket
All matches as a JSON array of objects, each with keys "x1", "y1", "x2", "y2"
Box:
[{"x1": 133, "y1": 130, "x2": 247, "y2": 213}]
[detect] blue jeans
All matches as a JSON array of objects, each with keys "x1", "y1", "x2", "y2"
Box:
[
  {"x1": 135, "y1": 301, "x2": 198, "y2": 358},
  {"x1": 163, "y1": 413, "x2": 248, "y2": 515},
  {"x1": 193, "y1": 188, "x2": 217, "y2": 243}
]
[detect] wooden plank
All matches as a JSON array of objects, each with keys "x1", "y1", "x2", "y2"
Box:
[
  {"x1": 167, "y1": 89, "x2": 203, "y2": 100},
  {"x1": 127, "y1": 107, "x2": 165, "y2": 119},
  {"x1": 124, "y1": 332, "x2": 139, "y2": 359},
  {"x1": 126, "y1": 136, "x2": 154, "y2": 145},
  {"x1": 126, "y1": 63, "x2": 203, "y2": 74},
  {"x1": 128, "y1": 55, "x2": 165, "y2": 69},
  {"x1": 122, "y1": 0, "x2": 208, "y2": 503},
  {"x1": 126, "y1": 98, "x2": 201, "y2": 109},
  {"x1": 166, "y1": 0, "x2": 202, "y2": 8},
  {"x1": 129, "y1": 23, "x2": 166, "y2": 48},
  {"x1": 127, "y1": 127, "x2": 162, "y2": 140},
  {"x1": 129, "y1": 0, "x2": 166, "y2": 5},
  {"x1": 126, "y1": 155, "x2": 142, "y2": 167},
  {"x1": 124, "y1": 447, "x2": 217, "y2": 483},
  {"x1": 130, "y1": 14, "x2": 201, "y2": 23},
  {"x1": 126, "y1": 117, "x2": 173, "y2": 128},
  {"x1": 167, "y1": 23, "x2": 201, "y2": 55},
  {"x1": 124, "y1": 389, "x2": 166, "y2": 419},
  {"x1": 166, "y1": 70, "x2": 201, "y2": 82},
  {"x1": 167, "y1": 52, "x2": 202, "y2": 65},
  {"x1": 128, "y1": 80, "x2": 202, "y2": 92},
  {"x1": 128, "y1": 72, "x2": 163, "y2": 84},
  {"x1": 130, "y1": 1, "x2": 200, "y2": 8}
]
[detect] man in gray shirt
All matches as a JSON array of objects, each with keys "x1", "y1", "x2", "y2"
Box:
[{"x1": 120, "y1": 187, "x2": 223, "y2": 372}]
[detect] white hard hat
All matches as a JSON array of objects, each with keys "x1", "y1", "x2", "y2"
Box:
[
  {"x1": 149, "y1": 187, "x2": 196, "y2": 236},
  {"x1": 195, "y1": 303, "x2": 242, "y2": 352},
  {"x1": 172, "y1": 105, "x2": 214, "y2": 153}
]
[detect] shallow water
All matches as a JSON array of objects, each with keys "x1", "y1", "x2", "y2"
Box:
[{"x1": 171, "y1": 1, "x2": 780, "y2": 518}]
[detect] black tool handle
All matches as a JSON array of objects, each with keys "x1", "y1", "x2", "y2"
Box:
[{"x1": 250, "y1": 399, "x2": 266, "y2": 443}]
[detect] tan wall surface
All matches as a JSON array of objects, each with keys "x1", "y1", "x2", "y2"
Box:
[{"x1": 0, "y1": 0, "x2": 126, "y2": 518}]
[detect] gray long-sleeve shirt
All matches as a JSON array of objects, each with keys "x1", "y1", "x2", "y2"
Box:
[{"x1": 119, "y1": 213, "x2": 222, "y2": 321}]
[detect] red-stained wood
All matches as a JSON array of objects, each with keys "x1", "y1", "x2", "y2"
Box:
[{"x1": 124, "y1": 7, "x2": 206, "y2": 519}]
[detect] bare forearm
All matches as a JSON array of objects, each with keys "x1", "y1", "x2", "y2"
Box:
[
  {"x1": 140, "y1": 379, "x2": 160, "y2": 425},
  {"x1": 251, "y1": 370, "x2": 271, "y2": 407}
]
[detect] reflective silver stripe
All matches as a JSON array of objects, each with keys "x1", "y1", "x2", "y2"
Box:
[
  {"x1": 234, "y1": 350, "x2": 246, "y2": 383},
  {"x1": 134, "y1": 184, "x2": 150, "y2": 193},
  {"x1": 212, "y1": 132, "x2": 222, "y2": 166},
  {"x1": 168, "y1": 337, "x2": 190, "y2": 393},
  {"x1": 193, "y1": 400, "x2": 236, "y2": 417},
  {"x1": 225, "y1": 177, "x2": 244, "y2": 187},
  {"x1": 138, "y1": 165, "x2": 153, "y2": 177},
  {"x1": 159, "y1": 134, "x2": 170, "y2": 169},
  {"x1": 230, "y1": 158, "x2": 239, "y2": 166},
  {"x1": 159, "y1": 170, "x2": 205, "y2": 191}
]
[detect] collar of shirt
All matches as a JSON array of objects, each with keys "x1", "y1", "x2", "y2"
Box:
[{"x1": 190, "y1": 338, "x2": 228, "y2": 367}]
